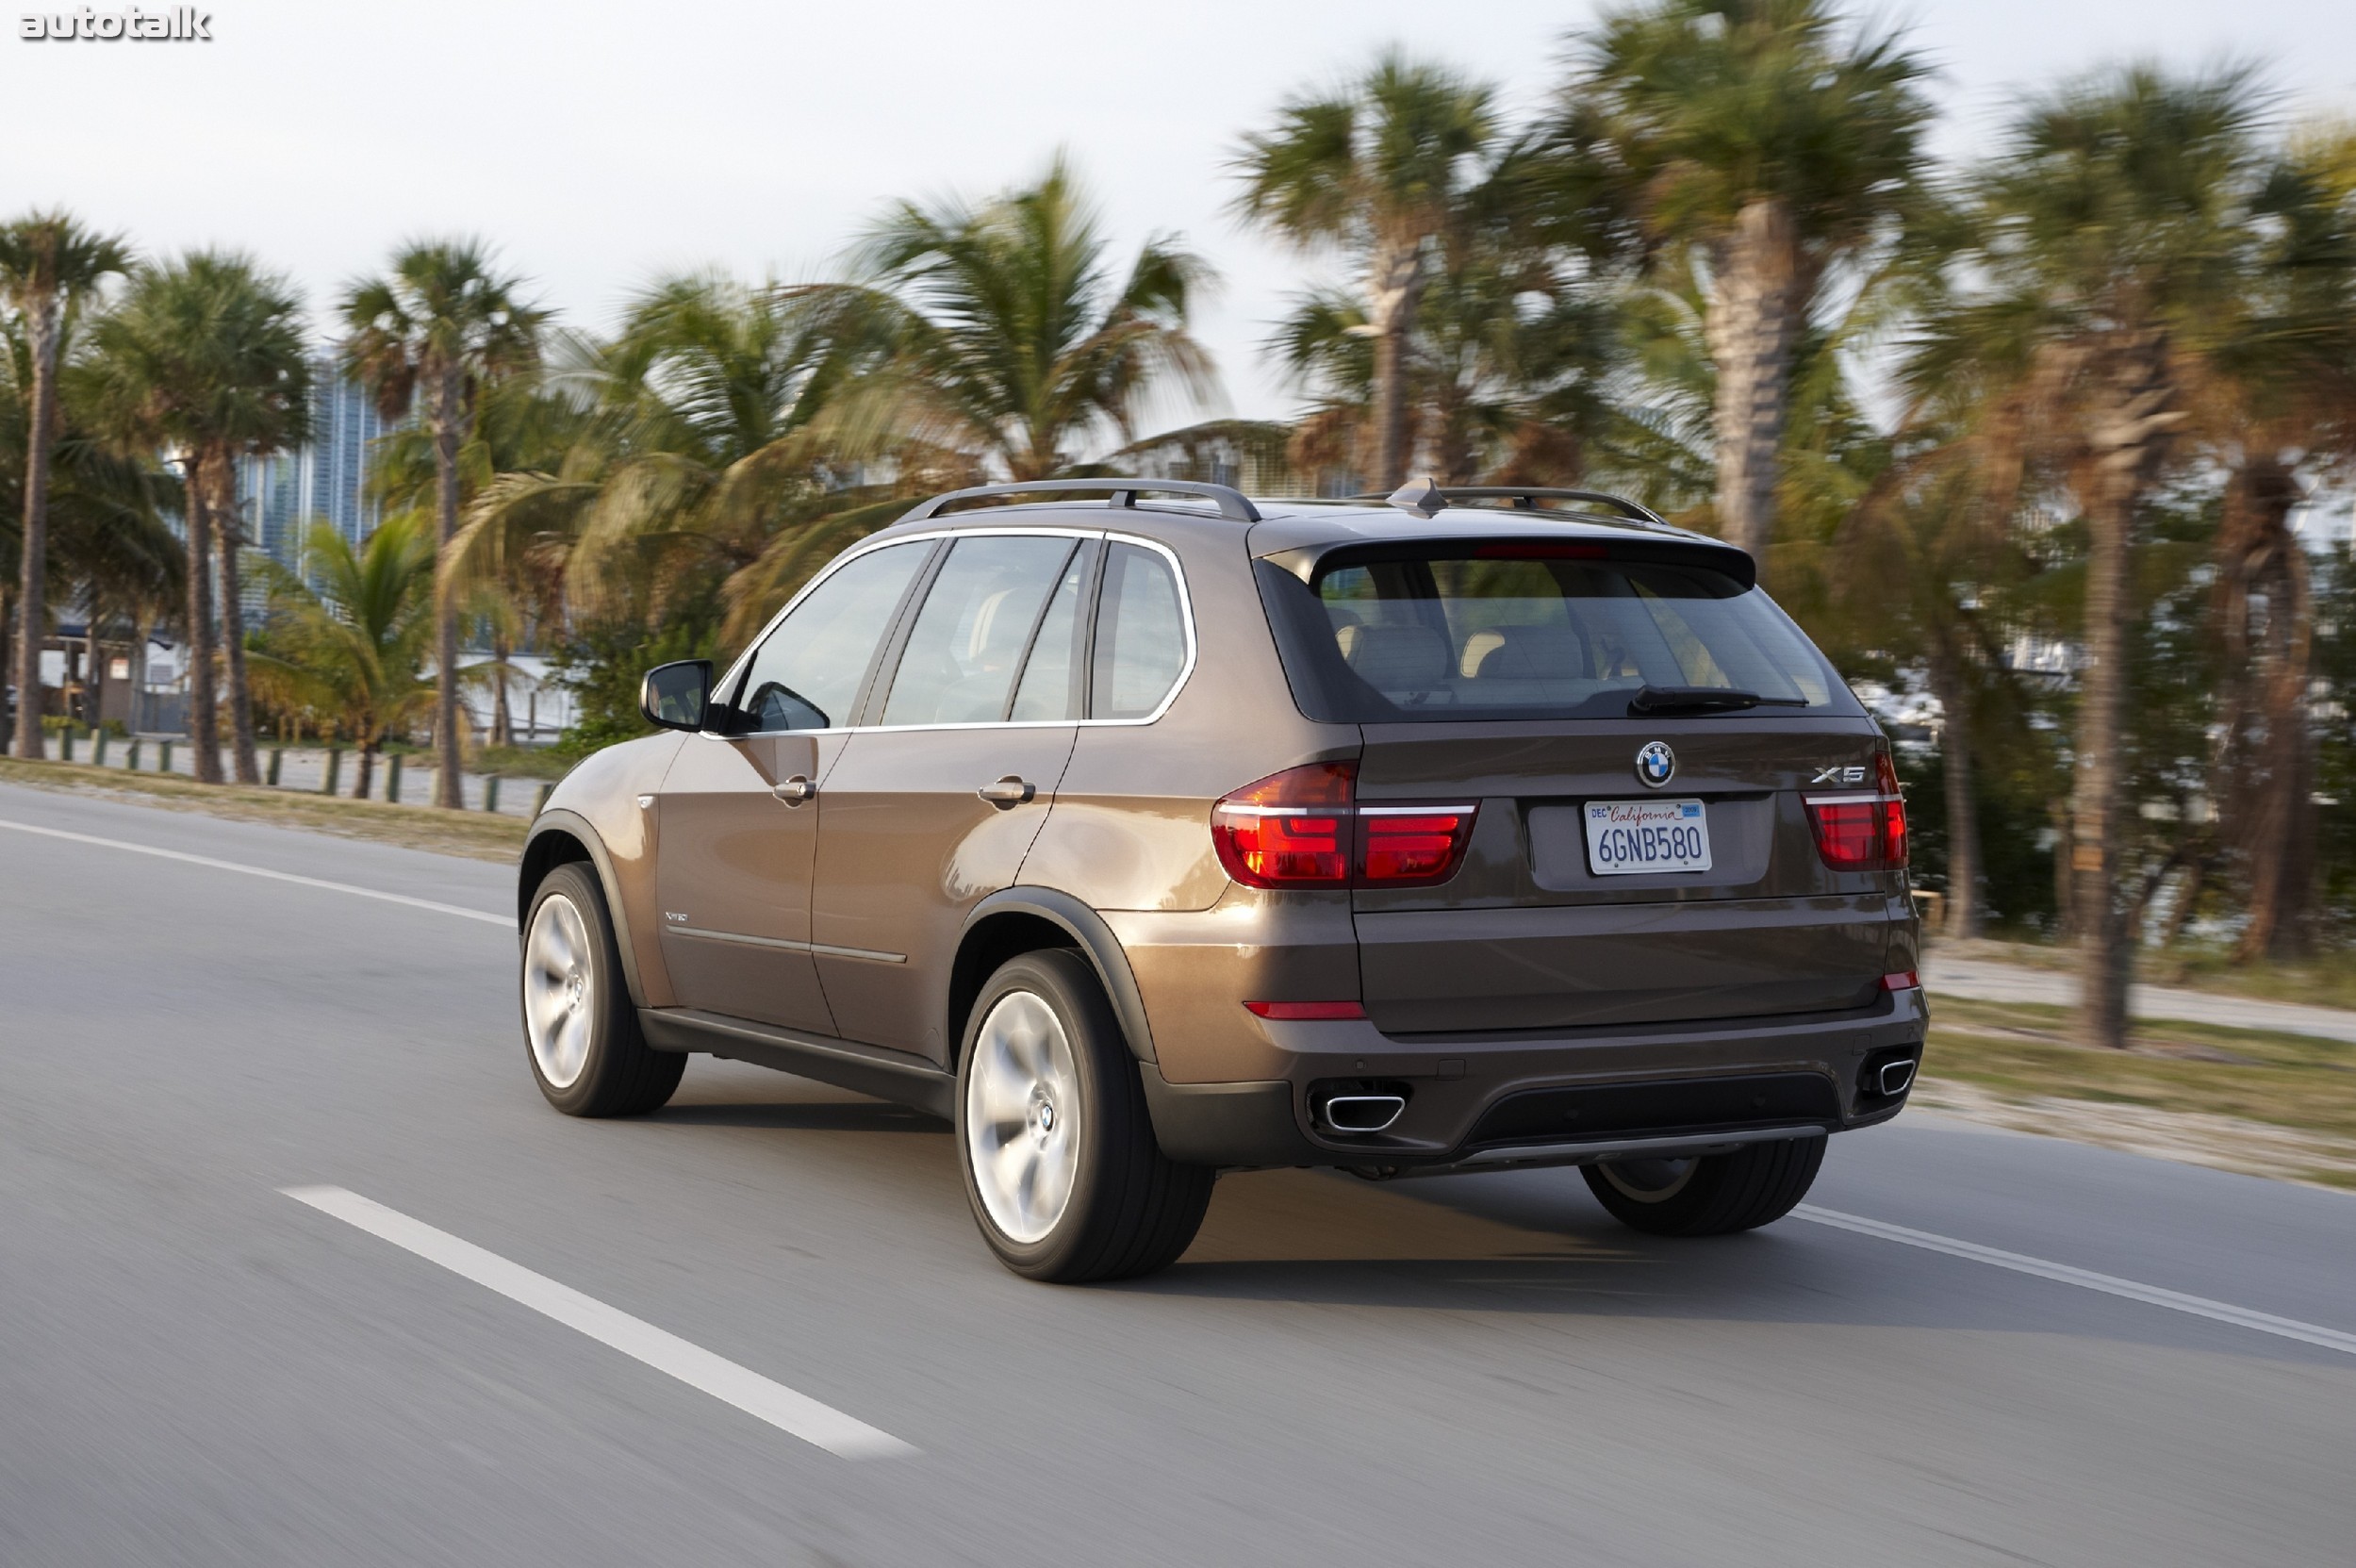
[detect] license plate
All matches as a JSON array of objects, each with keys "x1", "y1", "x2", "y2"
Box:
[{"x1": 1584, "y1": 798, "x2": 1712, "y2": 875}]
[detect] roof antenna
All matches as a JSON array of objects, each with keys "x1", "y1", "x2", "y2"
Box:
[{"x1": 1387, "y1": 475, "x2": 1447, "y2": 519}]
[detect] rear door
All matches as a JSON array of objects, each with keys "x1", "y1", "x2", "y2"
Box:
[
  {"x1": 1274, "y1": 542, "x2": 1898, "y2": 1032},
  {"x1": 808, "y1": 532, "x2": 1096, "y2": 1060}
]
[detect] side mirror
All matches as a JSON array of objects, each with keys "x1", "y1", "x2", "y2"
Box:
[{"x1": 639, "y1": 659, "x2": 713, "y2": 732}]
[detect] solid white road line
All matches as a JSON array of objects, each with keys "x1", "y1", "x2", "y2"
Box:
[
  {"x1": 1795, "y1": 1205, "x2": 2356, "y2": 1358},
  {"x1": 282, "y1": 1186, "x2": 916, "y2": 1460},
  {"x1": 0, "y1": 817, "x2": 510, "y2": 927}
]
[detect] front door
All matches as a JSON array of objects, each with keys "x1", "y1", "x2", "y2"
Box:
[
  {"x1": 654, "y1": 731, "x2": 838, "y2": 1032},
  {"x1": 812, "y1": 533, "x2": 1093, "y2": 1060},
  {"x1": 653, "y1": 537, "x2": 934, "y2": 1033}
]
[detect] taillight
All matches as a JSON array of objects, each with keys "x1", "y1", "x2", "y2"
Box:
[
  {"x1": 1211, "y1": 764, "x2": 1479, "y2": 889},
  {"x1": 1211, "y1": 763, "x2": 1354, "y2": 887},
  {"x1": 1804, "y1": 751, "x2": 1908, "y2": 871},
  {"x1": 1359, "y1": 806, "x2": 1478, "y2": 885}
]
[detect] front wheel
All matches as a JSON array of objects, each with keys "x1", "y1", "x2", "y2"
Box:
[
  {"x1": 956, "y1": 949, "x2": 1212, "y2": 1283},
  {"x1": 1581, "y1": 1136, "x2": 1824, "y2": 1236},
  {"x1": 521, "y1": 863, "x2": 684, "y2": 1117}
]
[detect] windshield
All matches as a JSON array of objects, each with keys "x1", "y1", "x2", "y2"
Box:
[{"x1": 1257, "y1": 546, "x2": 1854, "y2": 723}]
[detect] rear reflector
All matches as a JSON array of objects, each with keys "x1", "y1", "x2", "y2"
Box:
[
  {"x1": 1881, "y1": 971, "x2": 1919, "y2": 992},
  {"x1": 1244, "y1": 1000, "x2": 1367, "y2": 1020},
  {"x1": 1211, "y1": 763, "x2": 1478, "y2": 889}
]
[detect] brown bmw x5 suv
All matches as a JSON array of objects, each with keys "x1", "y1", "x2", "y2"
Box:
[{"x1": 516, "y1": 478, "x2": 1923, "y2": 1281}]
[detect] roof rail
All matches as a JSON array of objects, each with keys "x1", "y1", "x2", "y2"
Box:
[
  {"x1": 1365, "y1": 479, "x2": 1665, "y2": 525},
  {"x1": 900, "y1": 477, "x2": 1261, "y2": 525}
]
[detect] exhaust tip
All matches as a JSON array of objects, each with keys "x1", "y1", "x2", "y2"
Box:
[
  {"x1": 1321, "y1": 1094, "x2": 1408, "y2": 1134},
  {"x1": 1876, "y1": 1059, "x2": 1917, "y2": 1097}
]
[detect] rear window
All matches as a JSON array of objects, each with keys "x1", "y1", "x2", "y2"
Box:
[{"x1": 1257, "y1": 547, "x2": 1854, "y2": 722}]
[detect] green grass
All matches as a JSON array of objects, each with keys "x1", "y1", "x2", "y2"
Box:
[
  {"x1": 0, "y1": 756, "x2": 529, "y2": 863},
  {"x1": 1920, "y1": 995, "x2": 2356, "y2": 1189},
  {"x1": 1938, "y1": 935, "x2": 2356, "y2": 1013}
]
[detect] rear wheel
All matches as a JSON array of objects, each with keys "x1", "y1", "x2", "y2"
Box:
[
  {"x1": 521, "y1": 863, "x2": 684, "y2": 1117},
  {"x1": 956, "y1": 949, "x2": 1212, "y2": 1283},
  {"x1": 1581, "y1": 1136, "x2": 1824, "y2": 1236}
]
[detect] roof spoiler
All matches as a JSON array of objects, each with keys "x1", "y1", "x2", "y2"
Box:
[{"x1": 899, "y1": 477, "x2": 1260, "y2": 524}]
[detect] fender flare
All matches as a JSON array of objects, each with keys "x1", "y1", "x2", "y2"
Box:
[
  {"x1": 521, "y1": 809, "x2": 650, "y2": 1009},
  {"x1": 961, "y1": 886, "x2": 1159, "y2": 1064}
]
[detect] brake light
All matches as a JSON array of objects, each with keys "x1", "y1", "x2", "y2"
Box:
[
  {"x1": 1804, "y1": 752, "x2": 1908, "y2": 871},
  {"x1": 1881, "y1": 970, "x2": 1919, "y2": 992},
  {"x1": 1211, "y1": 763, "x2": 1354, "y2": 886},
  {"x1": 1211, "y1": 764, "x2": 1479, "y2": 888}
]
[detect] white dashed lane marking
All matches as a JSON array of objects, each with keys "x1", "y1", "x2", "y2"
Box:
[{"x1": 282, "y1": 1186, "x2": 917, "y2": 1460}]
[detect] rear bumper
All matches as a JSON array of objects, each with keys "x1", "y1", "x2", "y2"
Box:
[{"x1": 1140, "y1": 988, "x2": 1927, "y2": 1170}]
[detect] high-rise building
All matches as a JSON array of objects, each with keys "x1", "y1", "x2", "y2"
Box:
[{"x1": 235, "y1": 354, "x2": 404, "y2": 586}]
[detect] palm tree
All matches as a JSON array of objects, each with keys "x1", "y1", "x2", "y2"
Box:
[
  {"x1": 1233, "y1": 54, "x2": 1497, "y2": 490},
  {"x1": 0, "y1": 211, "x2": 130, "y2": 758},
  {"x1": 1270, "y1": 236, "x2": 1621, "y2": 488},
  {"x1": 85, "y1": 253, "x2": 312, "y2": 784},
  {"x1": 340, "y1": 241, "x2": 545, "y2": 807},
  {"x1": 450, "y1": 272, "x2": 907, "y2": 661},
  {"x1": 1546, "y1": 0, "x2": 1932, "y2": 579},
  {"x1": 847, "y1": 155, "x2": 1216, "y2": 485},
  {"x1": 2185, "y1": 124, "x2": 2356, "y2": 960},
  {"x1": 3, "y1": 310, "x2": 182, "y2": 739},
  {"x1": 250, "y1": 514, "x2": 436, "y2": 799},
  {"x1": 1905, "y1": 66, "x2": 2275, "y2": 1047}
]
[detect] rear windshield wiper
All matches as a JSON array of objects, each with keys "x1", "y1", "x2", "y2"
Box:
[{"x1": 1626, "y1": 685, "x2": 1808, "y2": 715}]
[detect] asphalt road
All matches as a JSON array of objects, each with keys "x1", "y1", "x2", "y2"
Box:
[{"x1": 3, "y1": 780, "x2": 2352, "y2": 1567}]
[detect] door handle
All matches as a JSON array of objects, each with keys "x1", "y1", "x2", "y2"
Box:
[
  {"x1": 977, "y1": 776, "x2": 1037, "y2": 808},
  {"x1": 773, "y1": 775, "x2": 816, "y2": 806}
]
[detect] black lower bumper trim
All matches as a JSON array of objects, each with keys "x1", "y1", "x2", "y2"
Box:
[{"x1": 1465, "y1": 1071, "x2": 1841, "y2": 1153}]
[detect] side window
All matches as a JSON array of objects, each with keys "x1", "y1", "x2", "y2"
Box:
[
  {"x1": 1009, "y1": 545, "x2": 1090, "y2": 722},
  {"x1": 734, "y1": 542, "x2": 926, "y2": 732},
  {"x1": 1090, "y1": 542, "x2": 1189, "y2": 720},
  {"x1": 881, "y1": 535, "x2": 1079, "y2": 726}
]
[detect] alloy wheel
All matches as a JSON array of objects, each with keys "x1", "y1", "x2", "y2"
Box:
[
  {"x1": 964, "y1": 989, "x2": 1080, "y2": 1245},
  {"x1": 524, "y1": 892, "x2": 595, "y2": 1090}
]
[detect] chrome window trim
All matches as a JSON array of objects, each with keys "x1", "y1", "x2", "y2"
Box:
[{"x1": 706, "y1": 524, "x2": 1197, "y2": 738}]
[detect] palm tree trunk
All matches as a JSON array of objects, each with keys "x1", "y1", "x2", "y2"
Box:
[
  {"x1": 1926, "y1": 635, "x2": 1982, "y2": 939},
  {"x1": 12, "y1": 301, "x2": 62, "y2": 761},
  {"x1": 2216, "y1": 454, "x2": 2318, "y2": 963},
  {"x1": 183, "y1": 460, "x2": 223, "y2": 784},
  {"x1": 87, "y1": 604, "x2": 106, "y2": 737},
  {"x1": 2069, "y1": 335, "x2": 2178, "y2": 1049},
  {"x1": 1, "y1": 586, "x2": 14, "y2": 756},
  {"x1": 1366, "y1": 239, "x2": 1424, "y2": 491},
  {"x1": 433, "y1": 375, "x2": 465, "y2": 809},
  {"x1": 353, "y1": 737, "x2": 376, "y2": 801},
  {"x1": 1704, "y1": 198, "x2": 1804, "y2": 584},
  {"x1": 490, "y1": 629, "x2": 513, "y2": 748},
  {"x1": 207, "y1": 453, "x2": 262, "y2": 784}
]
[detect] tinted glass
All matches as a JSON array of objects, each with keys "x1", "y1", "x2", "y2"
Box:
[
  {"x1": 735, "y1": 542, "x2": 926, "y2": 731},
  {"x1": 1264, "y1": 548, "x2": 1849, "y2": 721},
  {"x1": 1009, "y1": 545, "x2": 1089, "y2": 722},
  {"x1": 1090, "y1": 542, "x2": 1188, "y2": 720},
  {"x1": 881, "y1": 535, "x2": 1077, "y2": 726}
]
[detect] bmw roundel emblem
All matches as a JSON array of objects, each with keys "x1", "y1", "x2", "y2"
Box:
[{"x1": 1636, "y1": 741, "x2": 1676, "y2": 787}]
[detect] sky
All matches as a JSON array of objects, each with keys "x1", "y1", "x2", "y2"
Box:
[{"x1": 8, "y1": 0, "x2": 2356, "y2": 439}]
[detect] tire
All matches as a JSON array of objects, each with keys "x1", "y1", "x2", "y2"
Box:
[
  {"x1": 955, "y1": 949, "x2": 1213, "y2": 1283},
  {"x1": 520, "y1": 862, "x2": 684, "y2": 1117},
  {"x1": 1581, "y1": 1135, "x2": 1825, "y2": 1237}
]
